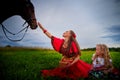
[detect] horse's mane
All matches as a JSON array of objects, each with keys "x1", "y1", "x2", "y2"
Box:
[{"x1": 0, "y1": 0, "x2": 33, "y2": 23}]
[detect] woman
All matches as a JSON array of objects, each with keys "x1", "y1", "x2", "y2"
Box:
[{"x1": 38, "y1": 22, "x2": 91, "y2": 79}]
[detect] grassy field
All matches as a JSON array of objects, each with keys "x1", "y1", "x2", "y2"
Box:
[{"x1": 0, "y1": 47, "x2": 120, "y2": 80}]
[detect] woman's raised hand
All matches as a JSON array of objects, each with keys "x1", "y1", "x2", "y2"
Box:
[
  {"x1": 38, "y1": 22, "x2": 44, "y2": 30},
  {"x1": 37, "y1": 22, "x2": 52, "y2": 38}
]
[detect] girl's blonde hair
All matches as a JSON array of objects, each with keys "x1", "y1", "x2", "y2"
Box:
[{"x1": 94, "y1": 44, "x2": 112, "y2": 68}]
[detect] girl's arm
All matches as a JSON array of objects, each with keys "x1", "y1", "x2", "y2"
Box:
[
  {"x1": 92, "y1": 53, "x2": 95, "y2": 61},
  {"x1": 38, "y1": 22, "x2": 52, "y2": 39},
  {"x1": 106, "y1": 61, "x2": 114, "y2": 72}
]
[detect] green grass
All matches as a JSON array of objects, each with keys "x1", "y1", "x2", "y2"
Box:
[{"x1": 0, "y1": 47, "x2": 120, "y2": 80}]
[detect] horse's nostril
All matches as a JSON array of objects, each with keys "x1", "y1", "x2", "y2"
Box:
[{"x1": 31, "y1": 25, "x2": 37, "y2": 29}]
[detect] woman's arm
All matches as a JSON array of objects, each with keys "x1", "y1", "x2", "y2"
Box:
[
  {"x1": 67, "y1": 55, "x2": 80, "y2": 67},
  {"x1": 71, "y1": 55, "x2": 80, "y2": 64},
  {"x1": 38, "y1": 22, "x2": 52, "y2": 39}
]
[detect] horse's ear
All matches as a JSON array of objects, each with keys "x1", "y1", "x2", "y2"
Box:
[{"x1": 22, "y1": 0, "x2": 30, "y2": 3}]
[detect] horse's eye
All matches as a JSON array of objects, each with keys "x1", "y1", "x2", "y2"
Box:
[
  {"x1": 26, "y1": 4, "x2": 30, "y2": 7},
  {"x1": 25, "y1": 2, "x2": 34, "y2": 8}
]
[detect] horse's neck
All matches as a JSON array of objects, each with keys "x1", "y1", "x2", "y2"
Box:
[
  {"x1": 0, "y1": 13, "x2": 18, "y2": 24},
  {"x1": 0, "y1": 0, "x2": 22, "y2": 23}
]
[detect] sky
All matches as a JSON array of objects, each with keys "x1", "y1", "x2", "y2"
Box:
[{"x1": 0, "y1": 0, "x2": 120, "y2": 49}]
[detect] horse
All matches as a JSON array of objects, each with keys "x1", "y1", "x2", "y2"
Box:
[{"x1": 0, "y1": 0, "x2": 37, "y2": 29}]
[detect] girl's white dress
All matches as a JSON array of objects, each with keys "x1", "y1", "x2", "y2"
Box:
[{"x1": 92, "y1": 54, "x2": 112, "y2": 68}]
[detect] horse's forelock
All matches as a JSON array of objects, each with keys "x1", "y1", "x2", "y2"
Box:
[
  {"x1": 21, "y1": 0, "x2": 34, "y2": 8},
  {"x1": 20, "y1": 0, "x2": 31, "y2": 4}
]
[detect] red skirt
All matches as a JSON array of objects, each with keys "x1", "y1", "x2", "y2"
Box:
[{"x1": 41, "y1": 60, "x2": 91, "y2": 79}]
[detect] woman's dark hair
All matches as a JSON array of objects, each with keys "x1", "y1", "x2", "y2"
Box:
[{"x1": 67, "y1": 30, "x2": 81, "y2": 55}]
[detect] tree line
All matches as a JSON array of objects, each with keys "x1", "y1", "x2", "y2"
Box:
[{"x1": 81, "y1": 47, "x2": 120, "y2": 52}]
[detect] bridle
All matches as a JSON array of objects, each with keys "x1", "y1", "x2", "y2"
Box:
[
  {"x1": 23, "y1": 18, "x2": 36, "y2": 27},
  {"x1": 1, "y1": 18, "x2": 36, "y2": 42}
]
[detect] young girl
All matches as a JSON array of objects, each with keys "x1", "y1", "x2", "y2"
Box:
[
  {"x1": 91, "y1": 44, "x2": 113, "y2": 74},
  {"x1": 38, "y1": 22, "x2": 91, "y2": 79}
]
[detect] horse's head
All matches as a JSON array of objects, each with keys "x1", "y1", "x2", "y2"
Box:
[{"x1": 20, "y1": 0, "x2": 37, "y2": 29}]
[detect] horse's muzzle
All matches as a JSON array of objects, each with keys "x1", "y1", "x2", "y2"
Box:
[{"x1": 30, "y1": 25, "x2": 38, "y2": 29}]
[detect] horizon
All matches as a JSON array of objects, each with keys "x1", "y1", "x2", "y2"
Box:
[{"x1": 1, "y1": 45, "x2": 120, "y2": 50}]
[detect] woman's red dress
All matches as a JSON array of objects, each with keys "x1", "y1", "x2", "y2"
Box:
[{"x1": 41, "y1": 36, "x2": 91, "y2": 79}]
